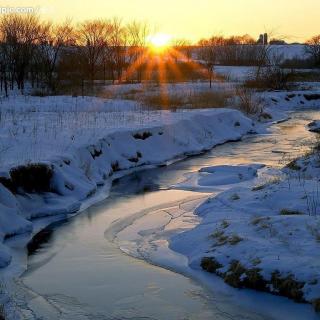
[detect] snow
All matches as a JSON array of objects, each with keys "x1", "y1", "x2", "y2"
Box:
[
  {"x1": 0, "y1": 104, "x2": 254, "y2": 272},
  {"x1": 170, "y1": 152, "x2": 320, "y2": 310},
  {"x1": 1, "y1": 75, "x2": 320, "y2": 316},
  {"x1": 173, "y1": 164, "x2": 264, "y2": 191},
  {"x1": 105, "y1": 90, "x2": 320, "y2": 314}
]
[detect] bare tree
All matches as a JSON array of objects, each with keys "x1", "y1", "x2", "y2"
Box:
[
  {"x1": 126, "y1": 20, "x2": 149, "y2": 82},
  {"x1": 198, "y1": 36, "x2": 224, "y2": 88},
  {"x1": 0, "y1": 13, "x2": 45, "y2": 93},
  {"x1": 108, "y1": 18, "x2": 127, "y2": 83},
  {"x1": 77, "y1": 19, "x2": 110, "y2": 83},
  {"x1": 305, "y1": 35, "x2": 320, "y2": 67},
  {"x1": 37, "y1": 19, "x2": 75, "y2": 92},
  {"x1": 170, "y1": 38, "x2": 191, "y2": 63}
]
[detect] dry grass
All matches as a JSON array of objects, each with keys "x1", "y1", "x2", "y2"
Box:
[
  {"x1": 139, "y1": 90, "x2": 232, "y2": 110},
  {"x1": 221, "y1": 219, "x2": 230, "y2": 229},
  {"x1": 235, "y1": 86, "x2": 264, "y2": 115},
  {"x1": 228, "y1": 234, "x2": 243, "y2": 245}
]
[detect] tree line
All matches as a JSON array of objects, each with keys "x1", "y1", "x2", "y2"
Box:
[
  {"x1": 0, "y1": 13, "x2": 319, "y2": 96},
  {"x1": 0, "y1": 14, "x2": 153, "y2": 96}
]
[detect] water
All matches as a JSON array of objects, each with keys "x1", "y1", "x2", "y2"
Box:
[{"x1": 20, "y1": 110, "x2": 320, "y2": 319}]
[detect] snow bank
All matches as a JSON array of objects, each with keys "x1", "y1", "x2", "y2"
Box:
[
  {"x1": 264, "y1": 91, "x2": 320, "y2": 110},
  {"x1": 171, "y1": 154, "x2": 320, "y2": 311},
  {"x1": 0, "y1": 108, "x2": 254, "y2": 269}
]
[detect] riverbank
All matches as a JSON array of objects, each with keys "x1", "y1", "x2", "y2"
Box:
[
  {"x1": 0, "y1": 105, "x2": 255, "y2": 319},
  {"x1": 109, "y1": 110, "x2": 320, "y2": 319},
  {"x1": 171, "y1": 123, "x2": 320, "y2": 312}
]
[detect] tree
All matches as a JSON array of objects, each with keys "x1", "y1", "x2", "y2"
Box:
[
  {"x1": 77, "y1": 19, "x2": 110, "y2": 83},
  {"x1": 305, "y1": 35, "x2": 320, "y2": 67},
  {"x1": 126, "y1": 21, "x2": 149, "y2": 82},
  {"x1": 37, "y1": 19, "x2": 75, "y2": 92},
  {"x1": 170, "y1": 38, "x2": 191, "y2": 63},
  {"x1": 108, "y1": 18, "x2": 127, "y2": 82},
  {"x1": 0, "y1": 13, "x2": 45, "y2": 93},
  {"x1": 198, "y1": 36, "x2": 224, "y2": 88}
]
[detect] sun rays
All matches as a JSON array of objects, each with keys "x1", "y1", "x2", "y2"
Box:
[{"x1": 112, "y1": 38, "x2": 207, "y2": 109}]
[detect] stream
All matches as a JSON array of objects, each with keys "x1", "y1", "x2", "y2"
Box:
[{"x1": 17, "y1": 110, "x2": 320, "y2": 320}]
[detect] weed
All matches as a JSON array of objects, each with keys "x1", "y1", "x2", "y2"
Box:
[
  {"x1": 280, "y1": 209, "x2": 304, "y2": 215},
  {"x1": 133, "y1": 131, "x2": 153, "y2": 140},
  {"x1": 228, "y1": 234, "x2": 243, "y2": 245}
]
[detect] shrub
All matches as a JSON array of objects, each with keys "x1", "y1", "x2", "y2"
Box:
[
  {"x1": 251, "y1": 184, "x2": 265, "y2": 191},
  {"x1": 224, "y1": 260, "x2": 246, "y2": 288},
  {"x1": 285, "y1": 160, "x2": 301, "y2": 171},
  {"x1": 280, "y1": 209, "x2": 304, "y2": 215},
  {"x1": 9, "y1": 164, "x2": 53, "y2": 193},
  {"x1": 133, "y1": 131, "x2": 153, "y2": 140},
  {"x1": 235, "y1": 86, "x2": 264, "y2": 115},
  {"x1": 245, "y1": 66, "x2": 293, "y2": 90},
  {"x1": 304, "y1": 94, "x2": 320, "y2": 101},
  {"x1": 221, "y1": 219, "x2": 230, "y2": 228},
  {"x1": 243, "y1": 268, "x2": 267, "y2": 291},
  {"x1": 128, "y1": 156, "x2": 139, "y2": 163},
  {"x1": 201, "y1": 257, "x2": 222, "y2": 273},
  {"x1": 228, "y1": 234, "x2": 243, "y2": 245},
  {"x1": 229, "y1": 193, "x2": 240, "y2": 200},
  {"x1": 0, "y1": 304, "x2": 4, "y2": 320},
  {"x1": 211, "y1": 230, "x2": 228, "y2": 245},
  {"x1": 111, "y1": 161, "x2": 120, "y2": 172},
  {"x1": 89, "y1": 147, "x2": 103, "y2": 159},
  {"x1": 312, "y1": 298, "x2": 320, "y2": 312},
  {"x1": 271, "y1": 271, "x2": 305, "y2": 302},
  {"x1": 0, "y1": 176, "x2": 14, "y2": 193}
]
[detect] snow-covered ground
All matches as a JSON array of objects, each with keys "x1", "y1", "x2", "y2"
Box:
[
  {"x1": 170, "y1": 149, "x2": 320, "y2": 311},
  {"x1": 1, "y1": 75, "x2": 320, "y2": 317}
]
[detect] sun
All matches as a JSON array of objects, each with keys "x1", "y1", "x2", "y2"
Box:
[{"x1": 147, "y1": 33, "x2": 171, "y2": 53}]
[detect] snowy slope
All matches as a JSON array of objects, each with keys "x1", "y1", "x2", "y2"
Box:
[{"x1": 0, "y1": 108, "x2": 254, "y2": 269}]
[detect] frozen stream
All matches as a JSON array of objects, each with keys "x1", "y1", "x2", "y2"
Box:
[{"x1": 18, "y1": 110, "x2": 320, "y2": 319}]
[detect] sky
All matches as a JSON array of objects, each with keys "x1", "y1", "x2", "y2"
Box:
[{"x1": 1, "y1": 0, "x2": 318, "y2": 42}]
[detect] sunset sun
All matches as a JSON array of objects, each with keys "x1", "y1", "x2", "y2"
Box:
[{"x1": 148, "y1": 33, "x2": 172, "y2": 53}]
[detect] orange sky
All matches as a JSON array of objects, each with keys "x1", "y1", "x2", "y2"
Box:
[{"x1": 1, "y1": 0, "x2": 318, "y2": 42}]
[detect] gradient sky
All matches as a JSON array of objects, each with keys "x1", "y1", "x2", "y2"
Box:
[{"x1": 1, "y1": 0, "x2": 318, "y2": 42}]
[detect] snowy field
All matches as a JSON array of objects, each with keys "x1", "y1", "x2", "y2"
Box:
[{"x1": 1, "y1": 70, "x2": 320, "y2": 317}]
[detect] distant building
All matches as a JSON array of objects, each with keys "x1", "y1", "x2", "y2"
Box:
[
  {"x1": 257, "y1": 33, "x2": 268, "y2": 45},
  {"x1": 264, "y1": 33, "x2": 268, "y2": 45}
]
